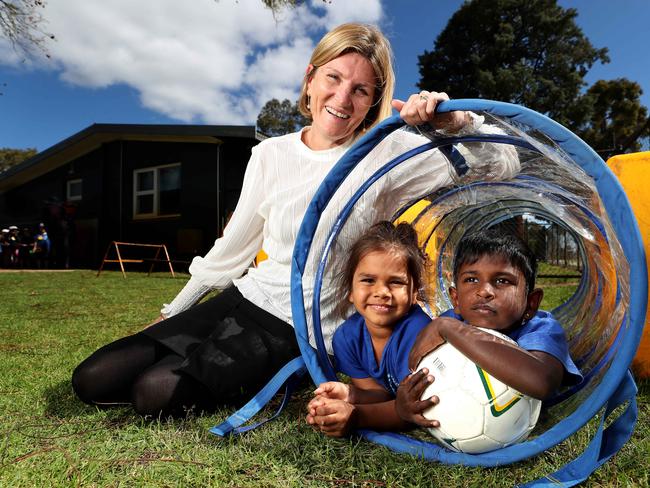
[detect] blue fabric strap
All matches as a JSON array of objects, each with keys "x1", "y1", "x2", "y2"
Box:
[
  {"x1": 209, "y1": 356, "x2": 307, "y2": 437},
  {"x1": 519, "y1": 370, "x2": 638, "y2": 487},
  {"x1": 438, "y1": 144, "x2": 469, "y2": 176}
]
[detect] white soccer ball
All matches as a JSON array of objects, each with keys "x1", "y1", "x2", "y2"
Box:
[{"x1": 418, "y1": 327, "x2": 542, "y2": 454}]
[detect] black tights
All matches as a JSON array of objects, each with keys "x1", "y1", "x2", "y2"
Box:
[{"x1": 71, "y1": 334, "x2": 215, "y2": 416}]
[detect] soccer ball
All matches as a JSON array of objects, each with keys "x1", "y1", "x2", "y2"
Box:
[{"x1": 418, "y1": 328, "x2": 542, "y2": 454}]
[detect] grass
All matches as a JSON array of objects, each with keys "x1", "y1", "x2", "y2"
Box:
[{"x1": 0, "y1": 270, "x2": 648, "y2": 487}]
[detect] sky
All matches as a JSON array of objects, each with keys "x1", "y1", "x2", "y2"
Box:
[{"x1": 0, "y1": 0, "x2": 649, "y2": 152}]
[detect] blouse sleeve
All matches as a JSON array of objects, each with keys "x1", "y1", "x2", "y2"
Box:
[
  {"x1": 366, "y1": 113, "x2": 520, "y2": 223},
  {"x1": 161, "y1": 145, "x2": 266, "y2": 317}
]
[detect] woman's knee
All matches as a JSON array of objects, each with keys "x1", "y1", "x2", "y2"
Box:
[
  {"x1": 131, "y1": 365, "x2": 212, "y2": 417},
  {"x1": 71, "y1": 334, "x2": 157, "y2": 405},
  {"x1": 131, "y1": 365, "x2": 180, "y2": 416},
  {"x1": 71, "y1": 359, "x2": 103, "y2": 404}
]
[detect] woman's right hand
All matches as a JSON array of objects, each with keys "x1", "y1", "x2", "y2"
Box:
[
  {"x1": 391, "y1": 91, "x2": 469, "y2": 132},
  {"x1": 143, "y1": 314, "x2": 166, "y2": 330}
]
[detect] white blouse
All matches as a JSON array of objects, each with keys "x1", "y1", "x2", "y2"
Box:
[{"x1": 162, "y1": 116, "x2": 519, "y2": 352}]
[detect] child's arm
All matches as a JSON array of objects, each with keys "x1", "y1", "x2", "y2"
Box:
[
  {"x1": 307, "y1": 378, "x2": 407, "y2": 437},
  {"x1": 312, "y1": 378, "x2": 393, "y2": 404},
  {"x1": 307, "y1": 397, "x2": 411, "y2": 437},
  {"x1": 408, "y1": 317, "x2": 564, "y2": 400}
]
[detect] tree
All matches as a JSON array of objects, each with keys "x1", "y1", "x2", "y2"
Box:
[
  {"x1": 257, "y1": 98, "x2": 310, "y2": 137},
  {"x1": 0, "y1": 147, "x2": 37, "y2": 173},
  {"x1": 261, "y1": 0, "x2": 331, "y2": 13},
  {"x1": 417, "y1": 0, "x2": 609, "y2": 128},
  {"x1": 261, "y1": 0, "x2": 303, "y2": 10},
  {"x1": 0, "y1": 0, "x2": 54, "y2": 57},
  {"x1": 576, "y1": 79, "x2": 650, "y2": 159}
]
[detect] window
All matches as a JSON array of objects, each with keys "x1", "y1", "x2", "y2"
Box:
[
  {"x1": 133, "y1": 164, "x2": 181, "y2": 218},
  {"x1": 67, "y1": 179, "x2": 82, "y2": 201}
]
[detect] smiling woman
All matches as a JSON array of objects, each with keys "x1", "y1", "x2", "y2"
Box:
[
  {"x1": 302, "y1": 52, "x2": 377, "y2": 150},
  {"x1": 298, "y1": 22, "x2": 395, "y2": 150},
  {"x1": 70, "y1": 22, "x2": 515, "y2": 420}
]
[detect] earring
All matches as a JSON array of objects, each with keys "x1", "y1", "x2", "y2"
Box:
[{"x1": 306, "y1": 95, "x2": 311, "y2": 110}]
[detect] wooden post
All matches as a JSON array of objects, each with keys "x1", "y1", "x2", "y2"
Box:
[{"x1": 97, "y1": 241, "x2": 176, "y2": 278}]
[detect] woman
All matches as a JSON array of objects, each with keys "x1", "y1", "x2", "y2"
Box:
[{"x1": 72, "y1": 22, "x2": 514, "y2": 416}]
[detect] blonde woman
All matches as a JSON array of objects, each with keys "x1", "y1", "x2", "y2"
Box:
[{"x1": 72, "y1": 23, "x2": 516, "y2": 416}]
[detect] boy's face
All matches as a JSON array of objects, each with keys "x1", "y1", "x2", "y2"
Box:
[{"x1": 450, "y1": 254, "x2": 536, "y2": 332}]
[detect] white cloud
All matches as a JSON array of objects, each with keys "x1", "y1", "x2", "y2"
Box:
[
  {"x1": 313, "y1": 0, "x2": 385, "y2": 29},
  {"x1": 1, "y1": 0, "x2": 384, "y2": 125}
]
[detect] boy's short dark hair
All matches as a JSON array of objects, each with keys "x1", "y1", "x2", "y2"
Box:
[{"x1": 453, "y1": 229, "x2": 537, "y2": 292}]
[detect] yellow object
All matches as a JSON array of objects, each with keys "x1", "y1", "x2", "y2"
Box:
[
  {"x1": 607, "y1": 151, "x2": 650, "y2": 378},
  {"x1": 254, "y1": 249, "x2": 268, "y2": 266}
]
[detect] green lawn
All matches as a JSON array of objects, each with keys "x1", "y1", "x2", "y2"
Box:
[{"x1": 1, "y1": 270, "x2": 648, "y2": 487}]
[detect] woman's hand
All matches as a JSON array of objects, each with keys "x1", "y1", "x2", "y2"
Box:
[
  {"x1": 306, "y1": 397, "x2": 356, "y2": 437},
  {"x1": 395, "y1": 369, "x2": 440, "y2": 428},
  {"x1": 391, "y1": 91, "x2": 469, "y2": 132},
  {"x1": 313, "y1": 381, "x2": 351, "y2": 402},
  {"x1": 143, "y1": 314, "x2": 166, "y2": 330}
]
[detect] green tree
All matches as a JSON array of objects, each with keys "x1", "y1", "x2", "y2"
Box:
[
  {"x1": 417, "y1": 0, "x2": 609, "y2": 128},
  {"x1": 0, "y1": 147, "x2": 37, "y2": 173},
  {"x1": 257, "y1": 98, "x2": 310, "y2": 137},
  {"x1": 0, "y1": 0, "x2": 54, "y2": 57},
  {"x1": 576, "y1": 79, "x2": 650, "y2": 159}
]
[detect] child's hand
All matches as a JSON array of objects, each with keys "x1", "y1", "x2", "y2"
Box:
[
  {"x1": 306, "y1": 397, "x2": 356, "y2": 437},
  {"x1": 395, "y1": 368, "x2": 440, "y2": 428},
  {"x1": 408, "y1": 317, "x2": 458, "y2": 370},
  {"x1": 313, "y1": 381, "x2": 350, "y2": 402}
]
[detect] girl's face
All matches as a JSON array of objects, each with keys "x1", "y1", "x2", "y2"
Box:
[
  {"x1": 348, "y1": 249, "x2": 417, "y2": 332},
  {"x1": 450, "y1": 255, "x2": 533, "y2": 333},
  {"x1": 304, "y1": 52, "x2": 376, "y2": 150}
]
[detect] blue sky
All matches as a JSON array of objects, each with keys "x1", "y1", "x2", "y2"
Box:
[{"x1": 1, "y1": 0, "x2": 648, "y2": 152}]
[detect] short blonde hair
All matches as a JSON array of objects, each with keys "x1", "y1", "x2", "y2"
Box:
[{"x1": 299, "y1": 23, "x2": 395, "y2": 134}]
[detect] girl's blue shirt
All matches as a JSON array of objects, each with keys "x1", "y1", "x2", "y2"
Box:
[{"x1": 333, "y1": 304, "x2": 432, "y2": 394}]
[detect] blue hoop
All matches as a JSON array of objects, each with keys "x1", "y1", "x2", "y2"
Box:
[{"x1": 290, "y1": 100, "x2": 646, "y2": 466}]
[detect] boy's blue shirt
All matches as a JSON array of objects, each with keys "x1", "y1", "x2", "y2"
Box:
[{"x1": 333, "y1": 307, "x2": 583, "y2": 395}]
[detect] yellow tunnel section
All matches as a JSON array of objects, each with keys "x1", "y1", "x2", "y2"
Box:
[{"x1": 607, "y1": 151, "x2": 650, "y2": 378}]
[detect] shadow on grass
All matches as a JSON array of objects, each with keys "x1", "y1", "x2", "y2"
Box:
[{"x1": 43, "y1": 380, "x2": 133, "y2": 421}]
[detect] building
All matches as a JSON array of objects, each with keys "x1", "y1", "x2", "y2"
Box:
[{"x1": 0, "y1": 124, "x2": 263, "y2": 268}]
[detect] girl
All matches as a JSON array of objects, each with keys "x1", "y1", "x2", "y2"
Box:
[{"x1": 306, "y1": 221, "x2": 431, "y2": 436}]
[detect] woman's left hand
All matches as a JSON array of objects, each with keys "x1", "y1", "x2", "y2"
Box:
[{"x1": 391, "y1": 91, "x2": 469, "y2": 132}]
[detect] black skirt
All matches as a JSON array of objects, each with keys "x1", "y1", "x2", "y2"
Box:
[{"x1": 142, "y1": 286, "x2": 301, "y2": 402}]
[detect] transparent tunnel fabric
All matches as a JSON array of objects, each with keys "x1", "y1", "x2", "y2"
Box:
[{"x1": 290, "y1": 100, "x2": 646, "y2": 474}]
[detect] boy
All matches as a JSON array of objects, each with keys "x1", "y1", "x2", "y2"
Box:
[{"x1": 395, "y1": 229, "x2": 582, "y2": 428}]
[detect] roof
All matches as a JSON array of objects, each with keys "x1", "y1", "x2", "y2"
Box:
[{"x1": 0, "y1": 123, "x2": 263, "y2": 192}]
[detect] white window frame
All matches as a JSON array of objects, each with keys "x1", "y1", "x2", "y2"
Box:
[
  {"x1": 66, "y1": 178, "x2": 83, "y2": 201},
  {"x1": 133, "y1": 163, "x2": 181, "y2": 219}
]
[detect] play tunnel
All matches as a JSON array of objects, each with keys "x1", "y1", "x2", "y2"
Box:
[{"x1": 290, "y1": 100, "x2": 646, "y2": 481}]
